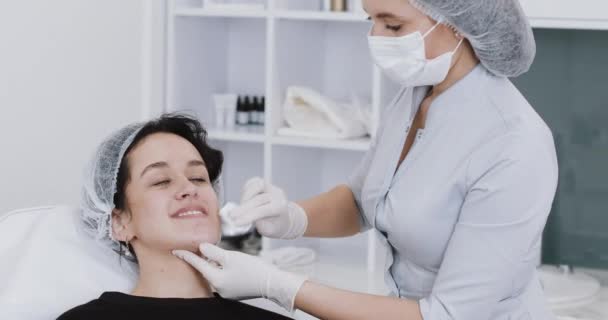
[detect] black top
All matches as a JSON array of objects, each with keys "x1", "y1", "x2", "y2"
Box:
[{"x1": 57, "y1": 292, "x2": 292, "y2": 319}]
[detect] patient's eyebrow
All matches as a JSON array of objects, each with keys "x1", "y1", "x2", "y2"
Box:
[
  {"x1": 188, "y1": 160, "x2": 205, "y2": 168},
  {"x1": 140, "y1": 160, "x2": 206, "y2": 177},
  {"x1": 140, "y1": 161, "x2": 169, "y2": 177}
]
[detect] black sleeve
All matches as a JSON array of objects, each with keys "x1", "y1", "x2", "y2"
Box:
[
  {"x1": 58, "y1": 296, "x2": 293, "y2": 320},
  {"x1": 219, "y1": 299, "x2": 293, "y2": 319},
  {"x1": 56, "y1": 300, "x2": 107, "y2": 320}
]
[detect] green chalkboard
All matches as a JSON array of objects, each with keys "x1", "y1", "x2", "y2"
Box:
[{"x1": 512, "y1": 29, "x2": 608, "y2": 269}]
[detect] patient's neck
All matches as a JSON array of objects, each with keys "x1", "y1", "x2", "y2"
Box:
[{"x1": 130, "y1": 247, "x2": 213, "y2": 299}]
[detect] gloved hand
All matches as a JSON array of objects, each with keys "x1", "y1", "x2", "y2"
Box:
[
  {"x1": 173, "y1": 244, "x2": 307, "y2": 312},
  {"x1": 229, "y1": 177, "x2": 308, "y2": 240}
]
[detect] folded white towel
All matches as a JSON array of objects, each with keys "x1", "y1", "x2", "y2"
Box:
[{"x1": 279, "y1": 86, "x2": 371, "y2": 139}]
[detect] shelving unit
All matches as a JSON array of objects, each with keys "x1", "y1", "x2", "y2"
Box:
[
  {"x1": 165, "y1": 1, "x2": 392, "y2": 306},
  {"x1": 164, "y1": 1, "x2": 608, "y2": 317}
]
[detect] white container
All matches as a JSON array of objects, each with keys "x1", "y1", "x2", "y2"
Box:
[
  {"x1": 225, "y1": 104, "x2": 236, "y2": 129},
  {"x1": 348, "y1": 0, "x2": 364, "y2": 13},
  {"x1": 215, "y1": 107, "x2": 226, "y2": 129},
  {"x1": 213, "y1": 94, "x2": 238, "y2": 129}
]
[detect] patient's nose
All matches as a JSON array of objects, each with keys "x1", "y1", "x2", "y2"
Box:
[{"x1": 176, "y1": 179, "x2": 198, "y2": 200}]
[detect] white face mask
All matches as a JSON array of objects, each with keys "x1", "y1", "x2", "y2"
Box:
[{"x1": 368, "y1": 21, "x2": 463, "y2": 87}]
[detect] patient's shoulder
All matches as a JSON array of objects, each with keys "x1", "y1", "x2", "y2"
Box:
[
  {"x1": 216, "y1": 296, "x2": 293, "y2": 319},
  {"x1": 57, "y1": 293, "x2": 293, "y2": 319},
  {"x1": 56, "y1": 299, "x2": 109, "y2": 319}
]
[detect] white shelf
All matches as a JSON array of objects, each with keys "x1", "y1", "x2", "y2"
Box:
[
  {"x1": 173, "y1": 8, "x2": 370, "y2": 23},
  {"x1": 271, "y1": 135, "x2": 370, "y2": 151},
  {"x1": 208, "y1": 126, "x2": 266, "y2": 143},
  {"x1": 530, "y1": 18, "x2": 608, "y2": 31},
  {"x1": 273, "y1": 10, "x2": 368, "y2": 22},
  {"x1": 173, "y1": 8, "x2": 268, "y2": 19},
  {"x1": 521, "y1": 0, "x2": 608, "y2": 31},
  {"x1": 172, "y1": 5, "x2": 608, "y2": 31},
  {"x1": 173, "y1": 8, "x2": 608, "y2": 30}
]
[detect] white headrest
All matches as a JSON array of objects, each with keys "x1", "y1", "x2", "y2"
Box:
[{"x1": 0, "y1": 206, "x2": 137, "y2": 319}]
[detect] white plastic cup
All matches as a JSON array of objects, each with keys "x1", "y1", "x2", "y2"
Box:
[
  {"x1": 213, "y1": 97, "x2": 225, "y2": 129},
  {"x1": 322, "y1": 0, "x2": 332, "y2": 11},
  {"x1": 348, "y1": 0, "x2": 364, "y2": 12},
  {"x1": 214, "y1": 106, "x2": 225, "y2": 129},
  {"x1": 213, "y1": 94, "x2": 238, "y2": 130},
  {"x1": 225, "y1": 105, "x2": 236, "y2": 130}
]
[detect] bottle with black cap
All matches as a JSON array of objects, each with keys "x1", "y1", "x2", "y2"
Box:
[
  {"x1": 259, "y1": 96, "x2": 265, "y2": 126},
  {"x1": 256, "y1": 96, "x2": 264, "y2": 126},
  {"x1": 237, "y1": 96, "x2": 249, "y2": 126},
  {"x1": 251, "y1": 96, "x2": 259, "y2": 125},
  {"x1": 235, "y1": 96, "x2": 241, "y2": 125},
  {"x1": 258, "y1": 96, "x2": 264, "y2": 125}
]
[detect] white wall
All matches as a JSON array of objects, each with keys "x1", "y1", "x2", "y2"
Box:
[{"x1": 0, "y1": 0, "x2": 165, "y2": 213}]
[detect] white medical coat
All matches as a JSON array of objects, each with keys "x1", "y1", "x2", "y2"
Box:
[{"x1": 349, "y1": 65, "x2": 558, "y2": 319}]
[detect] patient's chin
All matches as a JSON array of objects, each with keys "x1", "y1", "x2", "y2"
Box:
[{"x1": 174, "y1": 234, "x2": 220, "y2": 253}]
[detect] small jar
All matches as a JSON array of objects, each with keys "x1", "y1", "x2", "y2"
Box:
[{"x1": 330, "y1": 0, "x2": 346, "y2": 12}]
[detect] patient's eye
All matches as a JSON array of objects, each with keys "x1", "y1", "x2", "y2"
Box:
[
  {"x1": 190, "y1": 177, "x2": 207, "y2": 184},
  {"x1": 153, "y1": 179, "x2": 170, "y2": 187}
]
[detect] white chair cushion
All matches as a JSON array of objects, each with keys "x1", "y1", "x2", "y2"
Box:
[{"x1": 0, "y1": 206, "x2": 137, "y2": 319}]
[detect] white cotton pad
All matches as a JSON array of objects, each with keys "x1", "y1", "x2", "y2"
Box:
[{"x1": 220, "y1": 202, "x2": 253, "y2": 237}]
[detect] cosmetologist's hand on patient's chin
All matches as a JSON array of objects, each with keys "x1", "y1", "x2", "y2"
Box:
[{"x1": 173, "y1": 243, "x2": 307, "y2": 312}]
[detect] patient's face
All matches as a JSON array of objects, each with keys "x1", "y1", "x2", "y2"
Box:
[{"x1": 114, "y1": 133, "x2": 221, "y2": 254}]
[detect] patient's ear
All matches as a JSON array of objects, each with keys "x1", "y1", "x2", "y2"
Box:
[{"x1": 111, "y1": 209, "x2": 132, "y2": 241}]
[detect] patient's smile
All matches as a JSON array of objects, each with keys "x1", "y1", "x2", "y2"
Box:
[
  {"x1": 171, "y1": 206, "x2": 209, "y2": 220},
  {"x1": 174, "y1": 210, "x2": 206, "y2": 219}
]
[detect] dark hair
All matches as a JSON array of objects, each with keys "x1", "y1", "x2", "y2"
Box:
[{"x1": 113, "y1": 113, "x2": 223, "y2": 261}]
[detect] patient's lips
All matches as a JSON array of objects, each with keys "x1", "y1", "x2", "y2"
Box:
[{"x1": 171, "y1": 206, "x2": 209, "y2": 219}]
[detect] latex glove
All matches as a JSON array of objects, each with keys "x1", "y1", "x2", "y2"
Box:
[
  {"x1": 259, "y1": 247, "x2": 316, "y2": 276},
  {"x1": 259, "y1": 247, "x2": 316, "y2": 270},
  {"x1": 173, "y1": 243, "x2": 307, "y2": 312},
  {"x1": 230, "y1": 177, "x2": 308, "y2": 239}
]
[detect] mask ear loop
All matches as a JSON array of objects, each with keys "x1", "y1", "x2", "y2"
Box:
[
  {"x1": 453, "y1": 32, "x2": 465, "y2": 53},
  {"x1": 422, "y1": 21, "x2": 442, "y2": 38}
]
